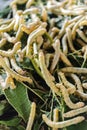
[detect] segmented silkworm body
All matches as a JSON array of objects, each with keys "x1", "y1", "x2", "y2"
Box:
[
  {"x1": 53, "y1": 108, "x2": 59, "y2": 130},
  {"x1": 58, "y1": 72, "x2": 76, "y2": 94},
  {"x1": 42, "y1": 114, "x2": 84, "y2": 128},
  {"x1": 0, "y1": 38, "x2": 7, "y2": 48},
  {"x1": 0, "y1": 56, "x2": 32, "y2": 84},
  {"x1": 0, "y1": 42, "x2": 21, "y2": 57},
  {"x1": 39, "y1": 51, "x2": 60, "y2": 96},
  {"x1": 26, "y1": 102, "x2": 36, "y2": 130},
  {"x1": 64, "y1": 105, "x2": 87, "y2": 118},
  {"x1": 62, "y1": 34, "x2": 68, "y2": 55},
  {"x1": 61, "y1": 67, "x2": 87, "y2": 74},
  {"x1": 70, "y1": 74, "x2": 83, "y2": 92},
  {"x1": 59, "y1": 84, "x2": 84, "y2": 109},
  {"x1": 75, "y1": 90, "x2": 87, "y2": 100},
  {"x1": 26, "y1": 28, "x2": 46, "y2": 58}
]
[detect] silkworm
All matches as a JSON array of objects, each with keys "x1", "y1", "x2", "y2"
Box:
[
  {"x1": 64, "y1": 105, "x2": 87, "y2": 118},
  {"x1": 26, "y1": 28, "x2": 46, "y2": 58},
  {"x1": 21, "y1": 20, "x2": 40, "y2": 34},
  {"x1": 72, "y1": 16, "x2": 85, "y2": 40},
  {"x1": 0, "y1": 20, "x2": 15, "y2": 32},
  {"x1": 23, "y1": 8, "x2": 39, "y2": 15},
  {"x1": 50, "y1": 39, "x2": 60, "y2": 73},
  {"x1": 60, "y1": 67, "x2": 87, "y2": 74},
  {"x1": 42, "y1": 114, "x2": 84, "y2": 128},
  {"x1": 4, "y1": 57, "x2": 16, "y2": 90},
  {"x1": 0, "y1": 38, "x2": 7, "y2": 48},
  {"x1": 13, "y1": 25, "x2": 23, "y2": 43},
  {"x1": 26, "y1": 0, "x2": 34, "y2": 9},
  {"x1": 75, "y1": 90, "x2": 87, "y2": 100},
  {"x1": 53, "y1": 108, "x2": 59, "y2": 130},
  {"x1": 62, "y1": 34, "x2": 68, "y2": 55},
  {"x1": 58, "y1": 19, "x2": 69, "y2": 39},
  {"x1": 70, "y1": 74, "x2": 83, "y2": 92},
  {"x1": 76, "y1": 38, "x2": 86, "y2": 47},
  {"x1": 60, "y1": 8, "x2": 84, "y2": 16},
  {"x1": 0, "y1": 42, "x2": 21, "y2": 57},
  {"x1": 60, "y1": 51, "x2": 72, "y2": 67},
  {"x1": 66, "y1": 27, "x2": 76, "y2": 52},
  {"x1": 26, "y1": 102, "x2": 36, "y2": 130},
  {"x1": 33, "y1": 43, "x2": 38, "y2": 56},
  {"x1": 10, "y1": 57, "x2": 25, "y2": 75},
  {"x1": 82, "y1": 83, "x2": 87, "y2": 89},
  {"x1": 39, "y1": 51, "x2": 60, "y2": 96},
  {"x1": 14, "y1": 12, "x2": 20, "y2": 31},
  {"x1": 58, "y1": 72, "x2": 76, "y2": 94},
  {"x1": 0, "y1": 19, "x2": 13, "y2": 26},
  {"x1": 79, "y1": 20, "x2": 87, "y2": 26},
  {"x1": 76, "y1": 29, "x2": 87, "y2": 43},
  {"x1": 59, "y1": 84, "x2": 84, "y2": 109},
  {"x1": 41, "y1": 7, "x2": 47, "y2": 22},
  {"x1": 69, "y1": 15, "x2": 82, "y2": 24},
  {"x1": 0, "y1": 56, "x2": 32, "y2": 84},
  {"x1": 3, "y1": 32, "x2": 15, "y2": 43},
  {"x1": 36, "y1": 36, "x2": 43, "y2": 50}
]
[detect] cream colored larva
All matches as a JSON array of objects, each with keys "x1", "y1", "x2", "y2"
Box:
[
  {"x1": 0, "y1": 42, "x2": 21, "y2": 57},
  {"x1": 76, "y1": 29, "x2": 87, "y2": 43},
  {"x1": 26, "y1": 102, "x2": 36, "y2": 130},
  {"x1": 0, "y1": 56, "x2": 32, "y2": 84},
  {"x1": 53, "y1": 108, "x2": 59, "y2": 130},
  {"x1": 59, "y1": 84, "x2": 84, "y2": 109},
  {"x1": 58, "y1": 72, "x2": 76, "y2": 94},
  {"x1": 42, "y1": 114, "x2": 84, "y2": 128},
  {"x1": 64, "y1": 105, "x2": 87, "y2": 118},
  {"x1": 39, "y1": 51, "x2": 60, "y2": 96}
]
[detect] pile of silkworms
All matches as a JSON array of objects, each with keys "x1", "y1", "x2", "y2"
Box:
[{"x1": 1, "y1": 0, "x2": 87, "y2": 129}]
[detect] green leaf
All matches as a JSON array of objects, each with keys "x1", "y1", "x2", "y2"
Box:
[
  {"x1": 67, "y1": 121, "x2": 87, "y2": 130},
  {"x1": 0, "y1": 117, "x2": 21, "y2": 127},
  {"x1": 4, "y1": 81, "x2": 31, "y2": 122}
]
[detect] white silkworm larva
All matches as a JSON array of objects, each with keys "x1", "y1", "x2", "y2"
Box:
[
  {"x1": 39, "y1": 51, "x2": 60, "y2": 96},
  {"x1": 26, "y1": 28, "x2": 46, "y2": 58},
  {"x1": 42, "y1": 114, "x2": 84, "y2": 128},
  {"x1": 4, "y1": 57, "x2": 16, "y2": 89},
  {"x1": 26, "y1": 0, "x2": 34, "y2": 9},
  {"x1": 0, "y1": 56, "x2": 32, "y2": 84},
  {"x1": 72, "y1": 16, "x2": 85, "y2": 40},
  {"x1": 75, "y1": 90, "x2": 87, "y2": 100},
  {"x1": 70, "y1": 74, "x2": 83, "y2": 92},
  {"x1": 23, "y1": 8, "x2": 39, "y2": 15},
  {"x1": 0, "y1": 38, "x2": 6, "y2": 48},
  {"x1": 53, "y1": 108, "x2": 59, "y2": 130},
  {"x1": 76, "y1": 29, "x2": 87, "y2": 43},
  {"x1": 60, "y1": 51, "x2": 72, "y2": 66},
  {"x1": 58, "y1": 19, "x2": 69, "y2": 39},
  {"x1": 69, "y1": 15, "x2": 82, "y2": 24},
  {"x1": 45, "y1": 53, "x2": 53, "y2": 68},
  {"x1": 0, "y1": 20, "x2": 15, "y2": 32},
  {"x1": 79, "y1": 20, "x2": 87, "y2": 26},
  {"x1": 60, "y1": 67, "x2": 87, "y2": 74},
  {"x1": 50, "y1": 39, "x2": 60, "y2": 72},
  {"x1": 59, "y1": 84, "x2": 84, "y2": 109},
  {"x1": 64, "y1": 105, "x2": 87, "y2": 118},
  {"x1": 62, "y1": 34, "x2": 68, "y2": 55},
  {"x1": 0, "y1": 42, "x2": 21, "y2": 57},
  {"x1": 58, "y1": 72, "x2": 76, "y2": 94},
  {"x1": 60, "y1": 8, "x2": 84, "y2": 16},
  {"x1": 26, "y1": 102, "x2": 36, "y2": 130},
  {"x1": 41, "y1": 7, "x2": 48, "y2": 22},
  {"x1": 37, "y1": 36, "x2": 43, "y2": 50},
  {"x1": 82, "y1": 83, "x2": 87, "y2": 89},
  {"x1": 3, "y1": 32, "x2": 15, "y2": 43},
  {"x1": 66, "y1": 27, "x2": 76, "y2": 52},
  {"x1": 10, "y1": 57, "x2": 25, "y2": 75}
]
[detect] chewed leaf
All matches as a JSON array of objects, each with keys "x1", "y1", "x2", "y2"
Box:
[{"x1": 4, "y1": 81, "x2": 31, "y2": 122}]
